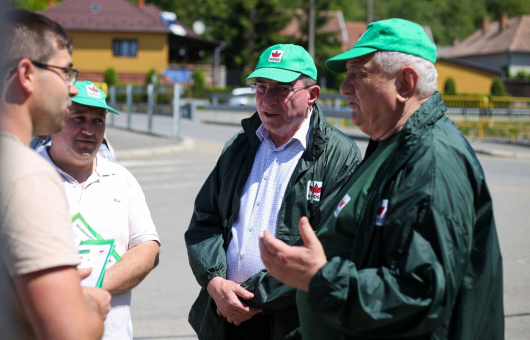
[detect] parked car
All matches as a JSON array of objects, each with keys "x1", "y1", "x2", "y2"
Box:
[{"x1": 228, "y1": 87, "x2": 256, "y2": 106}]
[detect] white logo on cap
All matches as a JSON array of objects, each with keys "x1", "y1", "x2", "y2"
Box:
[
  {"x1": 268, "y1": 50, "x2": 284, "y2": 63},
  {"x1": 86, "y1": 84, "x2": 102, "y2": 99}
]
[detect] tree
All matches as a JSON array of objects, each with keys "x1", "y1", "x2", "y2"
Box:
[
  {"x1": 490, "y1": 77, "x2": 507, "y2": 96},
  {"x1": 444, "y1": 77, "x2": 457, "y2": 95},
  {"x1": 145, "y1": 68, "x2": 159, "y2": 85},
  {"x1": 104, "y1": 68, "x2": 118, "y2": 87}
]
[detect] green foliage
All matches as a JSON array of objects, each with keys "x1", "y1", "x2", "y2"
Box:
[
  {"x1": 8, "y1": 0, "x2": 63, "y2": 11},
  {"x1": 191, "y1": 69, "x2": 206, "y2": 96},
  {"x1": 512, "y1": 70, "x2": 530, "y2": 80},
  {"x1": 103, "y1": 68, "x2": 118, "y2": 87},
  {"x1": 490, "y1": 77, "x2": 507, "y2": 96},
  {"x1": 444, "y1": 77, "x2": 457, "y2": 95},
  {"x1": 145, "y1": 68, "x2": 160, "y2": 85}
]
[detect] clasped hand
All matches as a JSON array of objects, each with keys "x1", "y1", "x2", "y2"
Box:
[{"x1": 206, "y1": 276, "x2": 262, "y2": 325}]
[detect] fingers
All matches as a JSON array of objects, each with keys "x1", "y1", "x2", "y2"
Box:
[
  {"x1": 234, "y1": 285, "x2": 254, "y2": 300},
  {"x1": 77, "y1": 267, "x2": 92, "y2": 279},
  {"x1": 260, "y1": 230, "x2": 290, "y2": 255},
  {"x1": 298, "y1": 216, "x2": 320, "y2": 249}
]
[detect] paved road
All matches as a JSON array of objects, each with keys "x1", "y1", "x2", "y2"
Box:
[{"x1": 104, "y1": 114, "x2": 530, "y2": 339}]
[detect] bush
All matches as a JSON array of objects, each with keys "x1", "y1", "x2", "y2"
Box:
[
  {"x1": 191, "y1": 69, "x2": 206, "y2": 97},
  {"x1": 444, "y1": 77, "x2": 456, "y2": 95},
  {"x1": 145, "y1": 68, "x2": 159, "y2": 85},
  {"x1": 104, "y1": 68, "x2": 118, "y2": 87},
  {"x1": 490, "y1": 78, "x2": 507, "y2": 96}
]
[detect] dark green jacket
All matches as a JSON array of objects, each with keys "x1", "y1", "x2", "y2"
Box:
[
  {"x1": 304, "y1": 92, "x2": 504, "y2": 339},
  {"x1": 185, "y1": 104, "x2": 362, "y2": 339}
]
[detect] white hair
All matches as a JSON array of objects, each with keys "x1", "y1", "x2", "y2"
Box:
[{"x1": 372, "y1": 51, "x2": 438, "y2": 98}]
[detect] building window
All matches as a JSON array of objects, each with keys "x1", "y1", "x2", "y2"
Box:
[{"x1": 113, "y1": 39, "x2": 138, "y2": 57}]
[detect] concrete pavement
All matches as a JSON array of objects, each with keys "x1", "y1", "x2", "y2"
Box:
[{"x1": 106, "y1": 113, "x2": 530, "y2": 160}]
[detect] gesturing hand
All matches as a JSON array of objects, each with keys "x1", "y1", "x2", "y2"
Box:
[
  {"x1": 259, "y1": 216, "x2": 327, "y2": 292},
  {"x1": 206, "y1": 277, "x2": 262, "y2": 325}
]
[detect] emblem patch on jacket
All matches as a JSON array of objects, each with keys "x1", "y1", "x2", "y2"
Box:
[
  {"x1": 334, "y1": 194, "x2": 351, "y2": 217},
  {"x1": 307, "y1": 181, "x2": 322, "y2": 201},
  {"x1": 375, "y1": 199, "x2": 389, "y2": 226}
]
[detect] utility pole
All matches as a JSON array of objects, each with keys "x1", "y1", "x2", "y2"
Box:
[
  {"x1": 367, "y1": 0, "x2": 373, "y2": 23},
  {"x1": 309, "y1": 0, "x2": 315, "y2": 58}
]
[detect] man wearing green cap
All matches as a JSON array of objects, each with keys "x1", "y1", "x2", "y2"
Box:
[
  {"x1": 185, "y1": 44, "x2": 361, "y2": 339},
  {"x1": 259, "y1": 19, "x2": 504, "y2": 339},
  {"x1": 38, "y1": 81, "x2": 161, "y2": 340}
]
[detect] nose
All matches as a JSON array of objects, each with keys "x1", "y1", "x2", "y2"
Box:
[
  {"x1": 340, "y1": 79, "x2": 354, "y2": 96},
  {"x1": 81, "y1": 120, "x2": 95, "y2": 135},
  {"x1": 260, "y1": 90, "x2": 278, "y2": 106},
  {"x1": 69, "y1": 83, "x2": 78, "y2": 97}
]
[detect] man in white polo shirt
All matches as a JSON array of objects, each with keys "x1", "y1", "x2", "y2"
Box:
[{"x1": 38, "y1": 81, "x2": 161, "y2": 340}]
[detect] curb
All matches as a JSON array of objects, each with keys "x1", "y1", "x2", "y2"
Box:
[
  {"x1": 473, "y1": 147, "x2": 530, "y2": 160},
  {"x1": 115, "y1": 138, "x2": 194, "y2": 160}
]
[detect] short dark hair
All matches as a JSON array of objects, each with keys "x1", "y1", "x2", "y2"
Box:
[{"x1": 1, "y1": 10, "x2": 72, "y2": 79}]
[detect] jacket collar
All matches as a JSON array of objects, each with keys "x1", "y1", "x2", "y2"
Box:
[
  {"x1": 241, "y1": 103, "x2": 329, "y2": 160},
  {"x1": 366, "y1": 92, "x2": 447, "y2": 158}
]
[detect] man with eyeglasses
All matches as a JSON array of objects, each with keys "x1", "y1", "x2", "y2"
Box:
[
  {"x1": 0, "y1": 10, "x2": 110, "y2": 339},
  {"x1": 259, "y1": 19, "x2": 503, "y2": 339},
  {"x1": 185, "y1": 44, "x2": 362, "y2": 339}
]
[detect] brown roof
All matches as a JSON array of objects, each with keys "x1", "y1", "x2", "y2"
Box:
[
  {"x1": 41, "y1": 0, "x2": 168, "y2": 33},
  {"x1": 278, "y1": 10, "x2": 350, "y2": 50},
  {"x1": 344, "y1": 22, "x2": 367, "y2": 50},
  {"x1": 444, "y1": 15, "x2": 530, "y2": 57}
]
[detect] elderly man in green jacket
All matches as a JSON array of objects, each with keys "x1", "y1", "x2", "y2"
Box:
[
  {"x1": 260, "y1": 19, "x2": 504, "y2": 339},
  {"x1": 185, "y1": 44, "x2": 361, "y2": 339}
]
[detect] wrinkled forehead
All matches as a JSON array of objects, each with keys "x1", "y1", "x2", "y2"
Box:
[
  {"x1": 70, "y1": 102, "x2": 107, "y2": 116},
  {"x1": 345, "y1": 54, "x2": 374, "y2": 69},
  {"x1": 255, "y1": 77, "x2": 298, "y2": 85}
]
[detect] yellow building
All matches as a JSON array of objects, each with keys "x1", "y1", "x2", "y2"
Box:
[
  {"x1": 42, "y1": 0, "x2": 220, "y2": 84},
  {"x1": 436, "y1": 58, "x2": 502, "y2": 95}
]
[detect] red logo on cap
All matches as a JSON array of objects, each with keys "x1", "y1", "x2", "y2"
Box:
[
  {"x1": 88, "y1": 85, "x2": 98, "y2": 93},
  {"x1": 272, "y1": 51, "x2": 281, "y2": 57}
]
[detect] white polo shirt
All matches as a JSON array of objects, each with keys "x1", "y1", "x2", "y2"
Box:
[{"x1": 39, "y1": 147, "x2": 160, "y2": 340}]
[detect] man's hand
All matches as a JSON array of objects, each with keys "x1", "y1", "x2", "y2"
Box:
[
  {"x1": 206, "y1": 276, "x2": 262, "y2": 325},
  {"x1": 82, "y1": 287, "x2": 111, "y2": 321},
  {"x1": 259, "y1": 216, "x2": 327, "y2": 292},
  {"x1": 78, "y1": 267, "x2": 92, "y2": 280}
]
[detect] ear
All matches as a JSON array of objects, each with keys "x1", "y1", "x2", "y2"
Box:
[
  {"x1": 15, "y1": 59, "x2": 37, "y2": 95},
  {"x1": 307, "y1": 85, "x2": 321, "y2": 106},
  {"x1": 396, "y1": 66, "x2": 418, "y2": 103}
]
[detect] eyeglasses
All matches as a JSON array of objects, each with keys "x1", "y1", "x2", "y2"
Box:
[
  {"x1": 249, "y1": 82, "x2": 310, "y2": 97},
  {"x1": 30, "y1": 60, "x2": 79, "y2": 86}
]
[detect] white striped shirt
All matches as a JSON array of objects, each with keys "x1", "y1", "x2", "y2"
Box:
[{"x1": 226, "y1": 111, "x2": 312, "y2": 283}]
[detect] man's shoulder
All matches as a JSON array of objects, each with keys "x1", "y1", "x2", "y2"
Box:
[
  {"x1": 1, "y1": 135, "x2": 58, "y2": 185},
  {"x1": 317, "y1": 122, "x2": 361, "y2": 153}
]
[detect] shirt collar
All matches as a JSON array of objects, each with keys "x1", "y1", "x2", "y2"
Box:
[
  {"x1": 256, "y1": 107, "x2": 312, "y2": 150},
  {"x1": 38, "y1": 147, "x2": 115, "y2": 182}
]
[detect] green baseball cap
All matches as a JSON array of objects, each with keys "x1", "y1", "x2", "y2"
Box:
[
  {"x1": 72, "y1": 81, "x2": 120, "y2": 115},
  {"x1": 246, "y1": 44, "x2": 317, "y2": 83},
  {"x1": 326, "y1": 18, "x2": 437, "y2": 73}
]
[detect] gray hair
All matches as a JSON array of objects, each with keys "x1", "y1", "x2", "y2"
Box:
[
  {"x1": 372, "y1": 51, "x2": 437, "y2": 98},
  {"x1": 298, "y1": 75, "x2": 317, "y2": 87}
]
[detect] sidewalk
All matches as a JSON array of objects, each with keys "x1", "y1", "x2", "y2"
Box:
[
  {"x1": 105, "y1": 113, "x2": 530, "y2": 161},
  {"x1": 341, "y1": 127, "x2": 530, "y2": 160},
  {"x1": 105, "y1": 126, "x2": 194, "y2": 160}
]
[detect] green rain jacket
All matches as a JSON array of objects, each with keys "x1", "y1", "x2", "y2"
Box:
[
  {"x1": 301, "y1": 92, "x2": 504, "y2": 339},
  {"x1": 185, "y1": 104, "x2": 361, "y2": 340}
]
